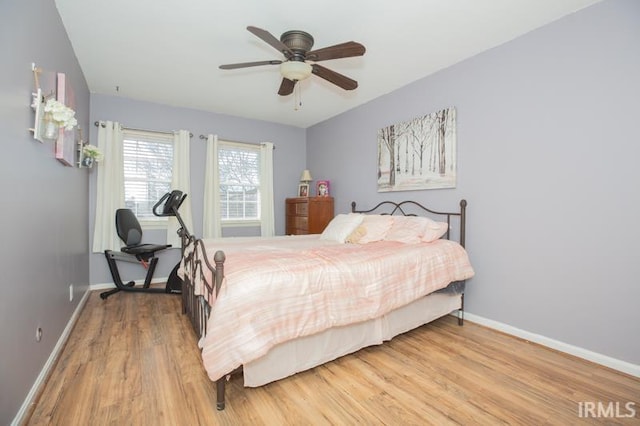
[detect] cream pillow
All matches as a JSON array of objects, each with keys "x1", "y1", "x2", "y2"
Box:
[
  {"x1": 384, "y1": 216, "x2": 428, "y2": 244},
  {"x1": 345, "y1": 225, "x2": 366, "y2": 243},
  {"x1": 357, "y1": 215, "x2": 394, "y2": 244},
  {"x1": 422, "y1": 219, "x2": 449, "y2": 242},
  {"x1": 320, "y1": 214, "x2": 364, "y2": 243}
]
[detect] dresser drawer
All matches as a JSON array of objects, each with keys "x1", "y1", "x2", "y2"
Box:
[
  {"x1": 287, "y1": 201, "x2": 308, "y2": 216},
  {"x1": 285, "y1": 197, "x2": 333, "y2": 235},
  {"x1": 287, "y1": 216, "x2": 308, "y2": 231}
]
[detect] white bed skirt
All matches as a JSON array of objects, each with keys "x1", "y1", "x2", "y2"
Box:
[{"x1": 243, "y1": 292, "x2": 462, "y2": 387}]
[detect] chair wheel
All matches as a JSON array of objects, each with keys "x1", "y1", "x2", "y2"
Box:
[
  {"x1": 125, "y1": 281, "x2": 135, "y2": 287},
  {"x1": 100, "y1": 293, "x2": 108, "y2": 300}
]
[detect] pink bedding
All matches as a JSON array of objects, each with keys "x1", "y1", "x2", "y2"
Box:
[{"x1": 191, "y1": 235, "x2": 475, "y2": 382}]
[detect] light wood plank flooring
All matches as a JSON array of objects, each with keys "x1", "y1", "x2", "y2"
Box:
[{"x1": 25, "y1": 291, "x2": 639, "y2": 425}]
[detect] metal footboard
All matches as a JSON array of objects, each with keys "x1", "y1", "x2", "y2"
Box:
[{"x1": 180, "y1": 234, "x2": 228, "y2": 409}]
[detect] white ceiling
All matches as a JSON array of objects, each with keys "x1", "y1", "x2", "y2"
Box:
[{"x1": 54, "y1": 0, "x2": 601, "y2": 129}]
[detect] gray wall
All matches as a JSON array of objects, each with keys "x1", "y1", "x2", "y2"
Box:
[
  {"x1": 307, "y1": 0, "x2": 640, "y2": 365},
  {"x1": 89, "y1": 95, "x2": 307, "y2": 284},
  {"x1": 0, "y1": 0, "x2": 90, "y2": 422}
]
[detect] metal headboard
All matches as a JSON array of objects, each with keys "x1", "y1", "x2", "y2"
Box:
[{"x1": 351, "y1": 199, "x2": 467, "y2": 247}]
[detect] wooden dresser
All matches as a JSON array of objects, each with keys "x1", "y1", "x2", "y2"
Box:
[{"x1": 286, "y1": 197, "x2": 334, "y2": 235}]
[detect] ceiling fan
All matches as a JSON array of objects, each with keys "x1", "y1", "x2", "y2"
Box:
[{"x1": 219, "y1": 26, "x2": 366, "y2": 96}]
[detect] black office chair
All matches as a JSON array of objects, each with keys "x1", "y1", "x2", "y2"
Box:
[{"x1": 100, "y1": 208, "x2": 173, "y2": 300}]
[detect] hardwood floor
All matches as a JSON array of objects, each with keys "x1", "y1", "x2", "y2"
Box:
[{"x1": 25, "y1": 291, "x2": 639, "y2": 425}]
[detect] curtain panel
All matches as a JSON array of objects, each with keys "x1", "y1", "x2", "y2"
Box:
[
  {"x1": 203, "y1": 134, "x2": 222, "y2": 238},
  {"x1": 260, "y1": 142, "x2": 275, "y2": 237},
  {"x1": 168, "y1": 130, "x2": 195, "y2": 246},
  {"x1": 92, "y1": 121, "x2": 125, "y2": 252}
]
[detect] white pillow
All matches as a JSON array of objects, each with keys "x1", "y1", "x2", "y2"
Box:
[{"x1": 320, "y1": 214, "x2": 364, "y2": 243}]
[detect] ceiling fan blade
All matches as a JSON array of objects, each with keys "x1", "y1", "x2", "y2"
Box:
[
  {"x1": 311, "y1": 64, "x2": 358, "y2": 90},
  {"x1": 247, "y1": 26, "x2": 293, "y2": 58},
  {"x1": 278, "y1": 78, "x2": 296, "y2": 96},
  {"x1": 219, "y1": 60, "x2": 282, "y2": 70},
  {"x1": 306, "y1": 41, "x2": 366, "y2": 62}
]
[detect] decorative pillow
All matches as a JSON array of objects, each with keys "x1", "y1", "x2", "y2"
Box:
[
  {"x1": 345, "y1": 225, "x2": 367, "y2": 244},
  {"x1": 384, "y1": 216, "x2": 428, "y2": 244},
  {"x1": 320, "y1": 214, "x2": 364, "y2": 243},
  {"x1": 422, "y1": 220, "x2": 449, "y2": 242},
  {"x1": 357, "y1": 215, "x2": 394, "y2": 244}
]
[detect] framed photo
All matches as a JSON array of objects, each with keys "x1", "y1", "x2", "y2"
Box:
[
  {"x1": 298, "y1": 183, "x2": 309, "y2": 197},
  {"x1": 316, "y1": 180, "x2": 330, "y2": 197}
]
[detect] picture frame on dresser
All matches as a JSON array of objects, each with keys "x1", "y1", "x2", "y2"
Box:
[
  {"x1": 316, "y1": 180, "x2": 330, "y2": 197},
  {"x1": 298, "y1": 183, "x2": 309, "y2": 197}
]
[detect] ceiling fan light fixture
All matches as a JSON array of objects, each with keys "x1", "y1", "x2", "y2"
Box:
[{"x1": 280, "y1": 61, "x2": 312, "y2": 81}]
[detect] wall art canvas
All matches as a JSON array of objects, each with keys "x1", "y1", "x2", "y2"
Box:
[
  {"x1": 55, "y1": 73, "x2": 76, "y2": 166},
  {"x1": 377, "y1": 107, "x2": 456, "y2": 192}
]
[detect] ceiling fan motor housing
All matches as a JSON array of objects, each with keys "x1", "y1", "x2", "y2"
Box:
[{"x1": 280, "y1": 30, "x2": 314, "y2": 61}]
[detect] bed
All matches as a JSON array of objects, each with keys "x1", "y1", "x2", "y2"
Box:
[{"x1": 179, "y1": 199, "x2": 474, "y2": 410}]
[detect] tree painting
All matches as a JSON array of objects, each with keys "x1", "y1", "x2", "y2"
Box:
[{"x1": 377, "y1": 107, "x2": 456, "y2": 192}]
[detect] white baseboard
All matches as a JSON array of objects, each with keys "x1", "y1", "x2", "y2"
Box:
[
  {"x1": 11, "y1": 289, "x2": 91, "y2": 426},
  {"x1": 457, "y1": 311, "x2": 640, "y2": 378},
  {"x1": 89, "y1": 276, "x2": 168, "y2": 291}
]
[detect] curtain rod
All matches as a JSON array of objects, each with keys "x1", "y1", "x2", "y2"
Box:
[
  {"x1": 199, "y1": 134, "x2": 275, "y2": 149},
  {"x1": 94, "y1": 121, "x2": 192, "y2": 138}
]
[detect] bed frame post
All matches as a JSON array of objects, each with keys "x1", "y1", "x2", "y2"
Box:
[
  {"x1": 216, "y1": 378, "x2": 226, "y2": 410},
  {"x1": 214, "y1": 251, "x2": 226, "y2": 296},
  {"x1": 213, "y1": 250, "x2": 226, "y2": 410},
  {"x1": 459, "y1": 199, "x2": 467, "y2": 248},
  {"x1": 458, "y1": 200, "x2": 467, "y2": 327}
]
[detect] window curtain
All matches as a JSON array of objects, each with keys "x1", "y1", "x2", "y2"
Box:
[
  {"x1": 167, "y1": 130, "x2": 195, "y2": 246},
  {"x1": 203, "y1": 134, "x2": 222, "y2": 238},
  {"x1": 260, "y1": 142, "x2": 275, "y2": 237},
  {"x1": 92, "y1": 121, "x2": 125, "y2": 252}
]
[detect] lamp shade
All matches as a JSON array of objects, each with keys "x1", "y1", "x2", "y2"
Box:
[
  {"x1": 280, "y1": 61, "x2": 313, "y2": 81},
  {"x1": 300, "y1": 169, "x2": 313, "y2": 182}
]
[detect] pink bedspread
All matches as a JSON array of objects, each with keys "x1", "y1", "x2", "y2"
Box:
[{"x1": 195, "y1": 235, "x2": 474, "y2": 382}]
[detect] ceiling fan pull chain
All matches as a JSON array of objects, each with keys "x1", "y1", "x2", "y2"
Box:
[{"x1": 294, "y1": 83, "x2": 303, "y2": 111}]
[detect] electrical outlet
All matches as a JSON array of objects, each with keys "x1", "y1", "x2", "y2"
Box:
[
  {"x1": 36, "y1": 327, "x2": 43, "y2": 342},
  {"x1": 69, "y1": 284, "x2": 73, "y2": 302}
]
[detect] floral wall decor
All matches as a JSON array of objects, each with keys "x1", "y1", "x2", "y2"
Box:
[
  {"x1": 81, "y1": 144, "x2": 103, "y2": 168},
  {"x1": 29, "y1": 64, "x2": 57, "y2": 143},
  {"x1": 54, "y1": 72, "x2": 78, "y2": 166},
  {"x1": 377, "y1": 106, "x2": 456, "y2": 192}
]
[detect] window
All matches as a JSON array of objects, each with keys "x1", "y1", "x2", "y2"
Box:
[
  {"x1": 218, "y1": 142, "x2": 261, "y2": 223},
  {"x1": 122, "y1": 130, "x2": 173, "y2": 223}
]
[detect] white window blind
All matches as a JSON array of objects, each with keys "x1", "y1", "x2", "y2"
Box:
[
  {"x1": 218, "y1": 143, "x2": 261, "y2": 222},
  {"x1": 123, "y1": 130, "x2": 173, "y2": 221}
]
